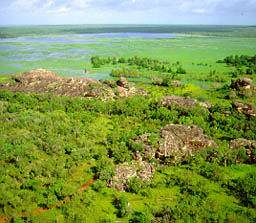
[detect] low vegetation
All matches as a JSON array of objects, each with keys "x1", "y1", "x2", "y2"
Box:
[{"x1": 0, "y1": 25, "x2": 256, "y2": 222}]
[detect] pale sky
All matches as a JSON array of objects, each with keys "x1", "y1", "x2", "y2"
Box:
[{"x1": 0, "y1": 0, "x2": 255, "y2": 25}]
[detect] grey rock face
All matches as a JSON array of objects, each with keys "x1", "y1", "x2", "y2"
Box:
[
  {"x1": 158, "y1": 124, "x2": 217, "y2": 162},
  {"x1": 109, "y1": 161, "x2": 155, "y2": 191}
]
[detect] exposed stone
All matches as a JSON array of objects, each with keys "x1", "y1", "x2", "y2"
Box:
[
  {"x1": 161, "y1": 95, "x2": 211, "y2": 109},
  {"x1": 229, "y1": 138, "x2": 256, "y2": 163},
  {"x1": 152, "y1": 78, "x2": 183, "y2": 87},
  {"x1": 0, "y1": 69, "x2": 146, "y2": 100},
  {"x1": 170, "y1": 80, "x2": 183, "y2": 87},
  {"x1": 157, "y1": 124, "x2": 217, "y2": 162},
  {"x1": 152, "y1": 77, "x2": 163, "y2": 85},
  {"x1": 117, "y1": 77, "x2": 130, "y2": 88},
  {"x1": 134, "y1": 133, "x2": 157, "y2": 161},
  {"x1": 230, "y1": 77, "x2": 253, "y2": 90},
  {"x1": 231, "y1": 101, "x2": 256, "y2": 116},
  {"x1": 133, "y1": 124, "x2": 217, "y2": 164},
  {"x1": 109, "y1": 161, "x2": 155, "y2": 191},
  {"x1": 230, "y1": 78, "x2": 255, "y2": 98}
]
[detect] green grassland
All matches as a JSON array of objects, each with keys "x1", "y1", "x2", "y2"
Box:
[
  {"x1": 0, "y1": 25, "x2": 256, "y2": 222},
  {"x1": 1, "y1": 34, "x2": 256, "y2": 85}
]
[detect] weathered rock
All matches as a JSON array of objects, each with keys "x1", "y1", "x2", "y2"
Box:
[
  {"x1": 0, "y1": 69, "x2": 146, "y2": 100},
  {"x1": 152, "y1": 78, "x2": 183, "y2": 87},
  {"x1": 229, "y1": 138, "x2": 256, "y2": 163},
  {"x1": 134, "y1": 133, "x2": 157, "y2": 161},
  {"x1": 134, "y1": 124, "x2": 217, "y2": 164},
  {"x1": 230, "y1": 78, "x2": 255, "y2": 98},
  {"x1": 117, "y1": 77, "x2": 130, "y2": 88},
  {"x1": 157, "y1": 124, "x2": 217, "y2": 162},
  {"x1": 109, "y1": 161, "x2": 155, "y2": 191},
  {"x1": 161, "y1": 95, "x2": 211, "y2": 109},
  {"x1": 152, "y1": 77, "x2": 163, "y2": 85},
  {"x1": 170, "y1": 80, "x2": 183, "y2": 87},
  {"x1": 230, "y1": 77, "x2": 253, "y2": 90},
  {"x1": 231, "y1": 101, "x2": 256, "y2": 116}
]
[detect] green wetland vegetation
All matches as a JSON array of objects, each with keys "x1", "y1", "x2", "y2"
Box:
[{"x1": 0, "y1": 25, "x2": 256, "y2": 222}]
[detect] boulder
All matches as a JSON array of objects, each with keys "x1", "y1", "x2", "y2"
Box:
[
  {"x1": 109, "y1": 161, "x2": 155, "y2": 191},
  {"x1": 230, "y1": 77, "x2": 253, "y2": 90},
  {"x1": 231, "y1": 101, "x2": 256, "y2": 116},
  {"x1": 157, "y1": 124, "x2": 217, "y2": 162},
  {"x1": 134, "y1": 124, "x2": 217, "y2": 164},
  {"x1": 152, "y1": 77, "x2": 163, "y2": 85},
  {"x1": 117, "y1": 77, "x2": 130, "y2": 88},
  {"x1": 230, "y1": 78, "x2": 255, "y2": 98},
  {"x1": 229, "y1": 138, "x2": 256, "y2": 163},
  {"x1": 161, "y1": 95, "x2": 211, "y2": 109}
]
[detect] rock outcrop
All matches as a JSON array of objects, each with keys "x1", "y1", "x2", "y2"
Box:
[
  {"x1": 161, "y1": 95, "x2": 211, "y2": 109},
  {"x1": 231, "y1": 101, "x2": 256, "y2": 116},
  {"x1": 117, "y1": 77, "x2": 130, "y2": 88},
  {"x1": 158, "y1": 124, "x2": 217, "y2": 162},
  {"x1": 152, "y1": 77, "x2": 183, "y2": 87},
  {"x1": 133, "y1": 124, "x2": 217, "y2": 164},
  {"x1": 109, "y1": 161, "x2": 155, "y2": 191},
  {"x1": 230, "y1": 77, "x2": 254, "y2": 91},
  {"x1": 134, "y1": 133, "x2": 156, "y2": 161},
  {"x1": 230, "y1": 77, "x2": 255, "y2": 98},
  {"x1": 229, "y1": 138, "x2": 256, "y2": 163},
  {"x1": 0, "y1": 69, "x2": 146, "y2": 100}
]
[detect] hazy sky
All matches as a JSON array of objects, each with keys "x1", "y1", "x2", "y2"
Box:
[{"x1": 0, "y1": 0, "x2": 255, "y2": 25}]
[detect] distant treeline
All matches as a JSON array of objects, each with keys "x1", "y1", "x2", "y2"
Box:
[
  {"x1": 90, "y1": 56, "x2": 186, "y2": 78},
  {"x1": 217, "y1": 54, "x2": 256, "y2": 75},
  {"x1": 1, "y1": 24, "x2": 256, "y2": 38}
]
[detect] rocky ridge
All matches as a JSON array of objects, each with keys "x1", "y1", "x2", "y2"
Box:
[{"x1": 0, "y1": 69, "x2": 146, "y2": 100}]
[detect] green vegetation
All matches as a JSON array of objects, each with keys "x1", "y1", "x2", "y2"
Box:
[
  {"x1": 0, "y1": 79, "x2": 256, "y2": 222},
  {"x1": 217, "y1": 54, "x2": 256, "y2": 76},
  {"x1": 0, "y1": 25, "x2": 256, "y2": 222},
  {"x1": 1, "y1": 24, "x2": 256, "y2": 38}
]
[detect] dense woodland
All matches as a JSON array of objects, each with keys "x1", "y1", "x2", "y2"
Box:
[
  {"x1": 0, "y1": 51, "x2": 256, "y2": 223},
  {"x1": 217, "y1": 54, "x2": 256, "y2": 76}
]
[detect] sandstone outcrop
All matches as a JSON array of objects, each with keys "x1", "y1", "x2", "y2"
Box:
[
  {"x1": 117, "y1": 77, "x2": 130, "y2": 88},
  {"x1": 230, "y1": 77, "x2": 254, "y2": 91},
  {"x1": 134, "y1": 124, "x2": 217, "y2": 164},
  {"x1": 229, "y1": 138, "x2": 256, "y2": 163},
  {"x1": 0, "y1": 69, "x2": 146, "y2": 100},
  {"x1": 230, "y1": 77, "x2": 255, "y2": 98},
  {"x1": 109, "y1": 161, "x2": 155, "y2": 191},
  {"x1": 231, "y1": 101, "x2": 256, "y2": 116},
  {"x1": 157, "y1": 124, "x2": 217, "y2": 162},
  {"x1": 161, "y1": 95, "x2": 211, "y2": 109}
]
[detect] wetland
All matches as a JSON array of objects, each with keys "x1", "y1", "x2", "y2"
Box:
[{"x1": 0, "y1": 25, "x2": 256, "y2": 223}]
